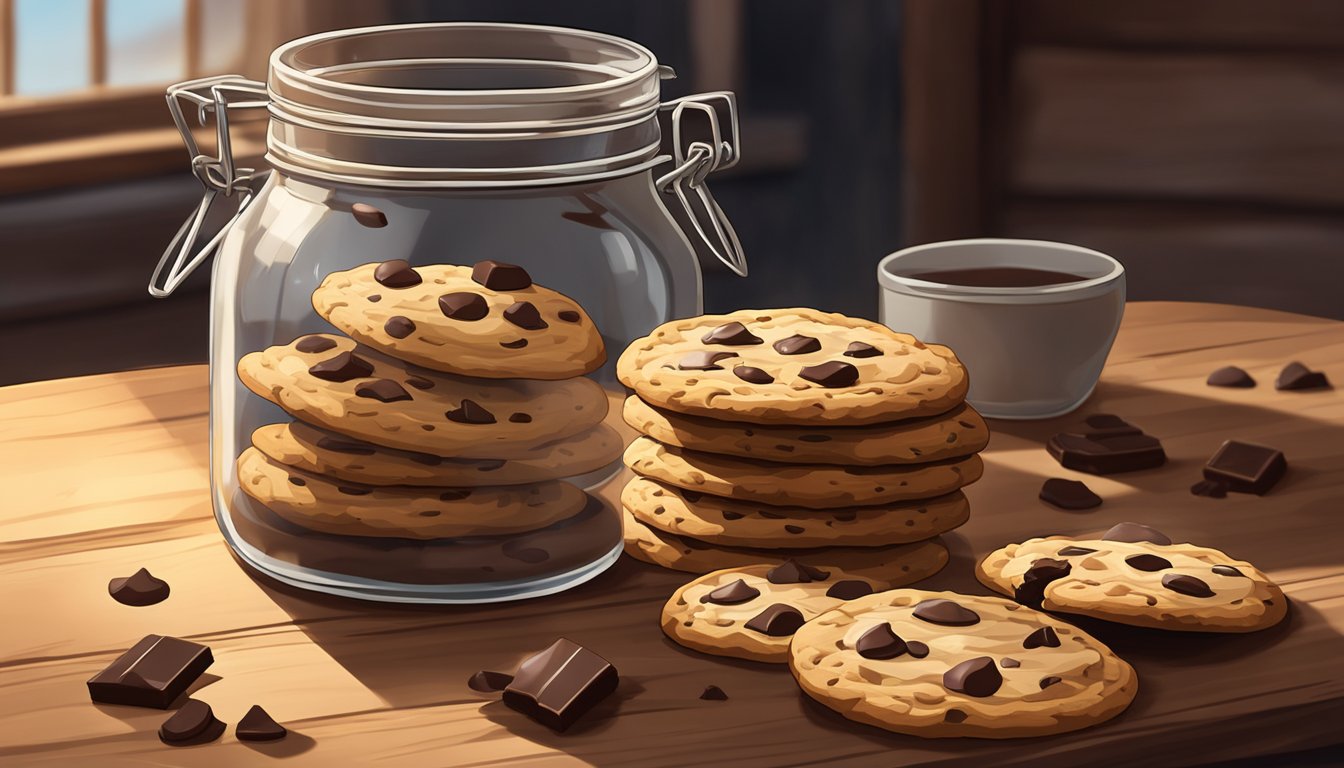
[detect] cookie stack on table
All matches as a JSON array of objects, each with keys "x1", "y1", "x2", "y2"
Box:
[
  {"x1": 616, "y1": 308, "x2": 988, "y2": 585},
  {"x1": 234, "y1": 259, "x2": 623, "y2": 543}
]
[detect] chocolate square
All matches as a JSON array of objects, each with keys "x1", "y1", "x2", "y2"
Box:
[
  {"x1": 502, "y1": 638, "x2": 617, "y2": 732},
  {"x1": 87, "y1": 635, "x2": 213, "y2": 709},
  {"x1": 1203, "y1": 440, "x2": 1286, "y2": 495}
]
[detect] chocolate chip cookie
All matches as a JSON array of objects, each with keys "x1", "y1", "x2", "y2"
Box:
[
  {"x1": 237, "y1": 334, "x2": 607, "y2": 457},
  {"x1": 616, "y1": 308, "x2": 969, "y2": 425},
  {"x1": 662, "y1": 563, "x2": 888, "y2": 663},
  {"x1": 622, "y1": 396, "x2": 989, "y2": 465},
  {"x1": 312, "y1": 260, "x2": 606, "y2": 380},
  {"x1": 623, "y1": 436, "x2": 983, "y2": 509},
  {"x1": 237, "y1": 448, "x2": 587, "y2": 539},
  {"x1": 251, "y1": 421, "x2": 623, "y2": 487},
  {"x1": 623, "y1": 476, "x2": 969, "y2": 549},
  {"x1": 789, "y1": 590, "x2": 1138, "y2": 738},
  {"x1": 976, "y1": 524, "x2": 1287, "y2": 632}
]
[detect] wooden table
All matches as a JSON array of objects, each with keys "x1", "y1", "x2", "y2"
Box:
[{"x1": 2, "y1": 302, "x2": 1341, "y2": 767}]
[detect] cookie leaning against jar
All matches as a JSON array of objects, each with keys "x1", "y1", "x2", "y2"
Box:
[
  {"x1": 616, "y1": 308, "x2": 970, "y2": 424},
  {"x1": 312, "y1": 259, "x2": 605, "y2": 380}
]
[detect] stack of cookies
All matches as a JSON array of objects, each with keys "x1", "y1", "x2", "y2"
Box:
[
  {"x1": 615, "y1": 308, "x2": 988, "y2": 584},
  {"x1": 234, "y1": 259, "x2": 623, "y2": 546}
]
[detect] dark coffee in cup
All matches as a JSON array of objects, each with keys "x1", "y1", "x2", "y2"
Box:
[{"x1": 906, "y1": 267, "x2": 1086, "y2": 288}]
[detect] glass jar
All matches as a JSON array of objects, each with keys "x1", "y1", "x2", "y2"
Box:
[{"x1": 150, "y1": 23, "x2": 746, "y2": 603}]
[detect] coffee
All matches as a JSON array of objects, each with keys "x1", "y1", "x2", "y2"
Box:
[{"x1": 906, "y1": 266, "x2": 1086, "y2": 288}]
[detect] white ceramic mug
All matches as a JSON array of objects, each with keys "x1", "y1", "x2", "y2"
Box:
[{"x1": 877, "y1": 238, "x2": 1125, "y2": 420}]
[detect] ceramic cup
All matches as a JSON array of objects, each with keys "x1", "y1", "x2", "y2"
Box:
[{"x1": 877, "y1": 238, "x2": 1125, "y2": 420}]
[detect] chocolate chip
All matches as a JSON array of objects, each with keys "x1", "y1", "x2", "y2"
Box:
[
  {"x1": 1014, "y1": 558, "x2": 1072, "y2": 609},
  {"x1": 308, "y1": 351, "x2": 374, "y2": 382},
  {"x1": 774, "y1": 334, "x2": 821, "y2": 355},
  {"x1": 405, "y1": 376, "x2": 434, "y2": 390},
  {"x1": 1162, "y1": 573, "x2": 1215, "y2": 597},
  {"x1": 446, "y1": 399, "x2": 496, "y2": 424},
  {"x1": 1126, "y1": 553, "x2": 1172, "y2": 572},
  {"x1": 1203, "y1": 440, "x2": 1287, "y2": 495},
  {"x1": 236, "y1": 705, "x2": 286, "y2": 741},
  {"x1": 733, "y1": 365, "x2": 775, "y2": 384},
  {"x1": 784, "y1": 524, "x2": 805, "y2": 534},
  {"x1": 439, "y1": 490, "x2": 472, "y2": 501},
  {"x1": 1191, "y1": 479, "x2": 1230, "y2": 498},
  {"x1": 678, "y1": 351, "x2": 738, "y2": 371},
  {"x1": 558, "y1": 310, "x2": 581, "y2": 323},
  {"x1": 1039, "y1": 478, "x2": 1102, "y2": 510},
  {"x1": 799, "y1": 434, "x2": 832, "y2": 443},
  {"x1": 1207, "y1": 366, "x2": 1255, "y2": 388},
  {"x1": 337, "y1": 485, "x2": 371, "y2": 496},
  {"x1": 721, "y1": 510, "x2": 745, "y2": 520},
  {"x1": 913, "y1": 598, "x2": 980, "y2": 626},
  {"x1": 384, "y1": 316, "x2": 415, "y2": 339},
  {"x1": 468, "y1": 670, "x2": 514, "y2": 693},
  {"x1": 798, "y1": 361, "x2": 859, "y2": 388},
  {"x1": 509, "y1": 412, "x2": 532, "y2": 423},
  {"x1": 288, "y1": 476, "x2": 305, "y2": 486},
  {"x1": 1001, "y1": 657, "x2": 1021, "y2": 668},
  {"x1": 1276, "y1": 361, "x2": 1330, "y2": 391},
  {"x1": 681, "y1": 491, "x2": 703, "y2": 503},
  {"x1": 439, "y1": 292, "x2": 489, "y2": 321},
  {"x1": 945, "y1": 709, "x2": 968, "y2": 723},
  {"x1": 503, "y1": 301, "x2": 548, "y2": 330},
  {"x1": 943, "y1": 657, "x2": 1002, "y2": 697},
  {"x1": 744, "y1": 604, "x2": 806, "y2": 637},
  {"x1": 374, "y1": 259, "x2": 421, "y2": 288},
  {"x1": 766, "y1": 560, "x2": 830, "y2": 584},
  {"x1": 368, "y1": 294, "x2": 381, "y2": 302},
  {"x1": 855, "y1": 623, "x2": 907, "y2": 660},
  {"x1": 699, "y1": 685, "x2": 729, "y2": 701},
  {"x1": 825, "y1": 580, "x2": 874, "y2": 600},
  {"x1": 701, "y1": 321, "x2": 763, "y2": 346},
  {"x1": 355, "y1": 378, "x2": 412, "y2": 403},
  {"x1": 1057, "y1": 546, "x2": 1097, "y2": 557},
  {"x1": 471, "y1": 259, "x2": 531, "y2": 290},
  {"x1": 295, "y1": 335, "x2": 337, "y2": 354},
  {"x1": 1040, "y1": 676, "x2": 1062, "y2": 689},
  {"x1": 701, "y1": 578, "x2": 760, "y2": 605},
  {"x1": 1102, "y1": 522, "x2": 1172, "y2": 546},
  {"x1": 906, "y1": 640, "x2": 930, "y2": 658},
  {"x1": 842, "y1": 341, "x2": 882, "y2": 358},
  {"x1": 108, "y1": 567, "x2": 170, "y2": 607},
  {"x1": 1212, "y1": 564, "x2": 1245, "y2": 577},
  {"x1": 159, "y1": 699, "x2": 223, "y2": 745},
  {"x1": 500, "y1": 339, "x2": 528, "y2": 349},
  {"x1": 351, "y1": 203, "x2": 387, "y2": 228},
  {"x1": 1023, "y1": 626, "x2": 1061, "y2": 649}
]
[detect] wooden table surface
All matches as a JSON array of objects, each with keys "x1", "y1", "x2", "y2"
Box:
[{"x1": 1, "y1": 301, "x2": 1342, "y2": 767}]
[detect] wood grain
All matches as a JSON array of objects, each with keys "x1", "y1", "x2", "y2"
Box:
[{"x1": 1, "y1": 303, "x2": 1342, "y2": 767}]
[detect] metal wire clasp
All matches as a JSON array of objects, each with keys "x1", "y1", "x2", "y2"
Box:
[
  {"x1": 149, "y1": 75, "x2": 269, "y2": 298},
  {"x1": 656, "y1": 92, "x2": 747, "y2": 277}
]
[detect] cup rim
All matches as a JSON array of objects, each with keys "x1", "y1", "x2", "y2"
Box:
[{"x1": 877, "y1": 238, "x2": 1125, "y2": 301}]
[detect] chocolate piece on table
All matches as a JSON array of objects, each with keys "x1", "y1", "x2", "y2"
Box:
[
  {"x1": 678, "y1": 351, "x2": 738, "y2": 371},
  {"x1": 468, "y1": 670, "x2": 514, "y2": 693},
  {"x1": 744, "y1": 604, "x2": 806, "y2": 637},
  {"x1": 699, "y1": 685, "x2": 729, "y2": 701},
  {"x1": 912, "y1": 598, "x2": 980, "y2": 627},
  {"x1": 1162, "y1": 573, "x2": 1216, "y2": 597},
  {"x1": 766, "y1": 559, "x2": 830, "y2": 584},
  {"x1": 1125, "y1": 553, "x2": 1172, "y2": 572},
  {"x1": 445, "y1": 399, "x2": 497, "y2": 425},
  {"x1": 355, "y1": 379, "x2": 412, "y2": 403},
  {"x1": 1014, "y1": 558, "x2": 1072, "y2": 609},
  {"x1": 108, "y1": 567, "x2": 170, "y2": 607},
  {"x1": 732, "y1": 365, "x2": 774, "y2": 384},
  {"x1": 1190, "y1": 479, "x2": 1230, "y2": 499},
  {"x1": 294, "y1": 335, "x2": 337, "y2": 354},
  {"x1": 87, "y1": 635, "x2": 214, "y2": 709},
  {"x1": 1102, "y1": 522, "x2": 1172, "y2": 546},
  {"x1": 855, "y1": 623, "x2": 907, "y2": 660},
  {"x1": 503, "y1": 301, "x2": 549, "y2": 330},
  {"x1": 439, "y1": 292, "x2": 490, "y2": 321},
  {"x1": 1080, "y1": 414, "x2": 1142, "y2": 438},
  {"x1": 825, "y1": 580, "x2": 874, "y2": 600},
  {"x1": 159, "y1": 699, "x2": 225, "y2": 746},
  {"x1": 773, "y1": 334, "x2": 821, "y2": 355},
  {"x1": 1039, "y1": 478, "x2": 1102, "y2": 510},
  {"x1": 1207, "y1": 366, "x2": 1256, "y2": 388},
  {"x1": 701, "y1": 321, "x2": 762, "y2": 346},
  {"x1": 472, "y1": 260, "x2": 532, "y2": 291},
  {"x1": 373, "y1": 259, "x2": 421, "y2": 288},
  {"x1": 798, "y1": 361, "x2": 859, "y2": 388},
  {"x1": 1023, "y1": 626, "x2": 1060, "y2": 649},
  {"x1": 502, "y1": 638, "x2": 618, "y2": 732},
  {"x1": 1275, "y1": 361, "x2": 1330, "y2": 391},
  {"x1": 236, "y1": 704, "x2": 287, "y2": 741},
  {"x1": 843, "y1": 341, "x2": 882, "y2": 358},
  {"x1": 700, "y1": 579, "x2": 760, "y2": 605},
  {"x1": 1047, "y1": 431, "x2": 1166, "y2": 475},
  {"x1": 1203, "y1": 440, "x2": 1287, "y2": 495},
  {"x1": 943, "y1": 657, "x2": 1002, "y2": 698},
  {"x1": 384, "y1": 316, "x2": 416, "y2": 339},
  {"x1": 1057, "y1": 545, "x2": 1097, "y2": 557},
  {"x1": 905, "y1": 640, "x2": 930, "y2": 658},
  {"x1": 308, "y1": 351, "x2": 374, "y2": 383},
  {"x1": 351, "y1": 203, "x2": 387, "y2": 228},
  {"x1": 1212, "y1": 564, "x2": 1245, "y2": 577}
]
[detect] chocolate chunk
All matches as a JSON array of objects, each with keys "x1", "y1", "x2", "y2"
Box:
[
  {"x1": 1082, "y1": 413, "x2": 1143, "y2": 437},
  {"x1": 1212, "y1": 564, "x2": 1245, "y2": 577},
  {"x1": 766, "y1": 559, "x2": 830, "y2": 584},
  {"x1": 502, "y1": 638, "x2": 617, "y2": 732},
  {"x1": 773, "y1": 334, "x2": 821, "y2": 355},
  {"x1": 294, "y1": 335, "x2": 337, "y2": 354},
  {"x1": 439, "y1": 489, "x2": 472, "y2": 501},
  {"x1": 355, "y1": 378, "x2": 412, "y2": 403},
  {"x1": 1276, "y1": 361, "x2": 1330, "y2": 391},
  {"x1": 733, "y1": 365, "x2": 775, "y2": 384},
  {"x1": 1207, "y1": 366, "x2": 1255, "y2": 388},
  {"x1": 87, "y1": 635, "x2": 214, "y2": 709},
  {"x1": 798, "y1": 361, "x2": 859, "y2": 388},
  {"x1": 1203, "y1": 440, "x2": 1287, "y2": 495},
  {"x1": 1191, "y1": 479, "x2": 1230, "y2": 498},
  {"x1": 405, "y1": 376, "x2": 434, "y2": 390},
  {"x1": 678, "y1": 351, "x2": 738, "y2": 371},
  {"x1": 1039, "y1": 676, "x2": 1062, "y2": 689},
  {"x1": 472, "y1": 260, "x2": 532, "y2": 291},
  {"x1": 500, "y1": 339, "x2": 528, "y2": 349},
  {"x1": 445, "y1": 399, "x2": 496, "y2": 424},
  {"x1": 701, "y1": 321, "x2": 763, "y2": 346},
  {"x1": 906, "y1": 640, "x2": 930, "y2": 658},
  {"x1": 236, "y1": 705, "x2": 287, "y2": 741},
  {"x1": 913, "y1": 598, "x2": 980, "y2": 626},
  {"x1": 1162, "y1": 573, "x2": 1215, "y2": 598},
  {"x1": 108, "y1": 567, "x2": 169, "y2": 607},
  {"x1": 384, "y1": 316, "x2": 416, "y2": 339},
  {"x1": 316, "y1": 435, "x2": 376, "y2": 454},
  {"x1": 1039, "y1": 478, "x2": 1102, "y2": 510},
  {"x1": 943, "y1": 657, "x2": 1002, "y2": 698},
  {"x1": 509, "y1": 412, "x2": 532, "y2": 423},
  {"x1": 439, "y1": 292, "x2": 489, "y2": 321},
  {"x1": 159, "y1": 699, "x2": 225, "y2": 745},
  {"x1": 784, "y1": 524, "x2": 805, "y2": 534},
  {"x1": 699, "y1": 685, "x2": 729, "y2": 701},
  {"x1": 1023, "y1": 626, "x2": 1060, "y2": 649},
  {"x1": 843, "y1": 342, "x2": 882, "y2": 358},
  {"x1": 337, "y1": 485, "x2": 371, "y2": 496},
  {"x1": 1014, "y1": 558, "x2": 1072, "y2": 609},
  {"x1": 1125, "y1": 553, "x2": 1172, "y2": 572},
  {"x1": 744, "y1": 604, "x2": 806, "y2": 637},
  {"x1": 468, "y1": 670, "x2": 514, "y2": 693},
  {"x1": 374, "y1": 259, "x2": 421, "y2": 288},
  {"x1": 1001, "y1": 657, "x2": 1021, "y2": 668},
  {"x1": 945, "y1": 709, "x2": 968, "y2": 723},
  {"x1": 288, "y1": 476, "x2": 305, "y2": 486},
  {"x1": 1057, "y1": 546, "x2": 1097, "y2": 557},
  {"x1": 1102, "y1": 522, "x2": 1172, "y2": 546},
  {"x1": 855, "y1": 623, "x2": 907, "y2": 660},
  {"x1": 826, "y1": 580, "x2": 874, "y2": 600},
  {"x1": 368, "y1": 294, "x2": 381, "y2": 302},
  {"x1": 308, "y1": 351, "x2": 374, "y2": 383},
  {"x1": 558, "y1": 310, "x2": 581, "y2": 323},
  {"x1": 503, "y1": 301, "x2": 548, "y2": 330},
  {"x1": 351, "y1": 203, "x2": 387, "y2": 228},
  {"x1": 1047, "y1": 431, "x2": 1166, "y2": 475},
  {"x1": 701, "y1": 578, "x2": 760, "y2": 605}
]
